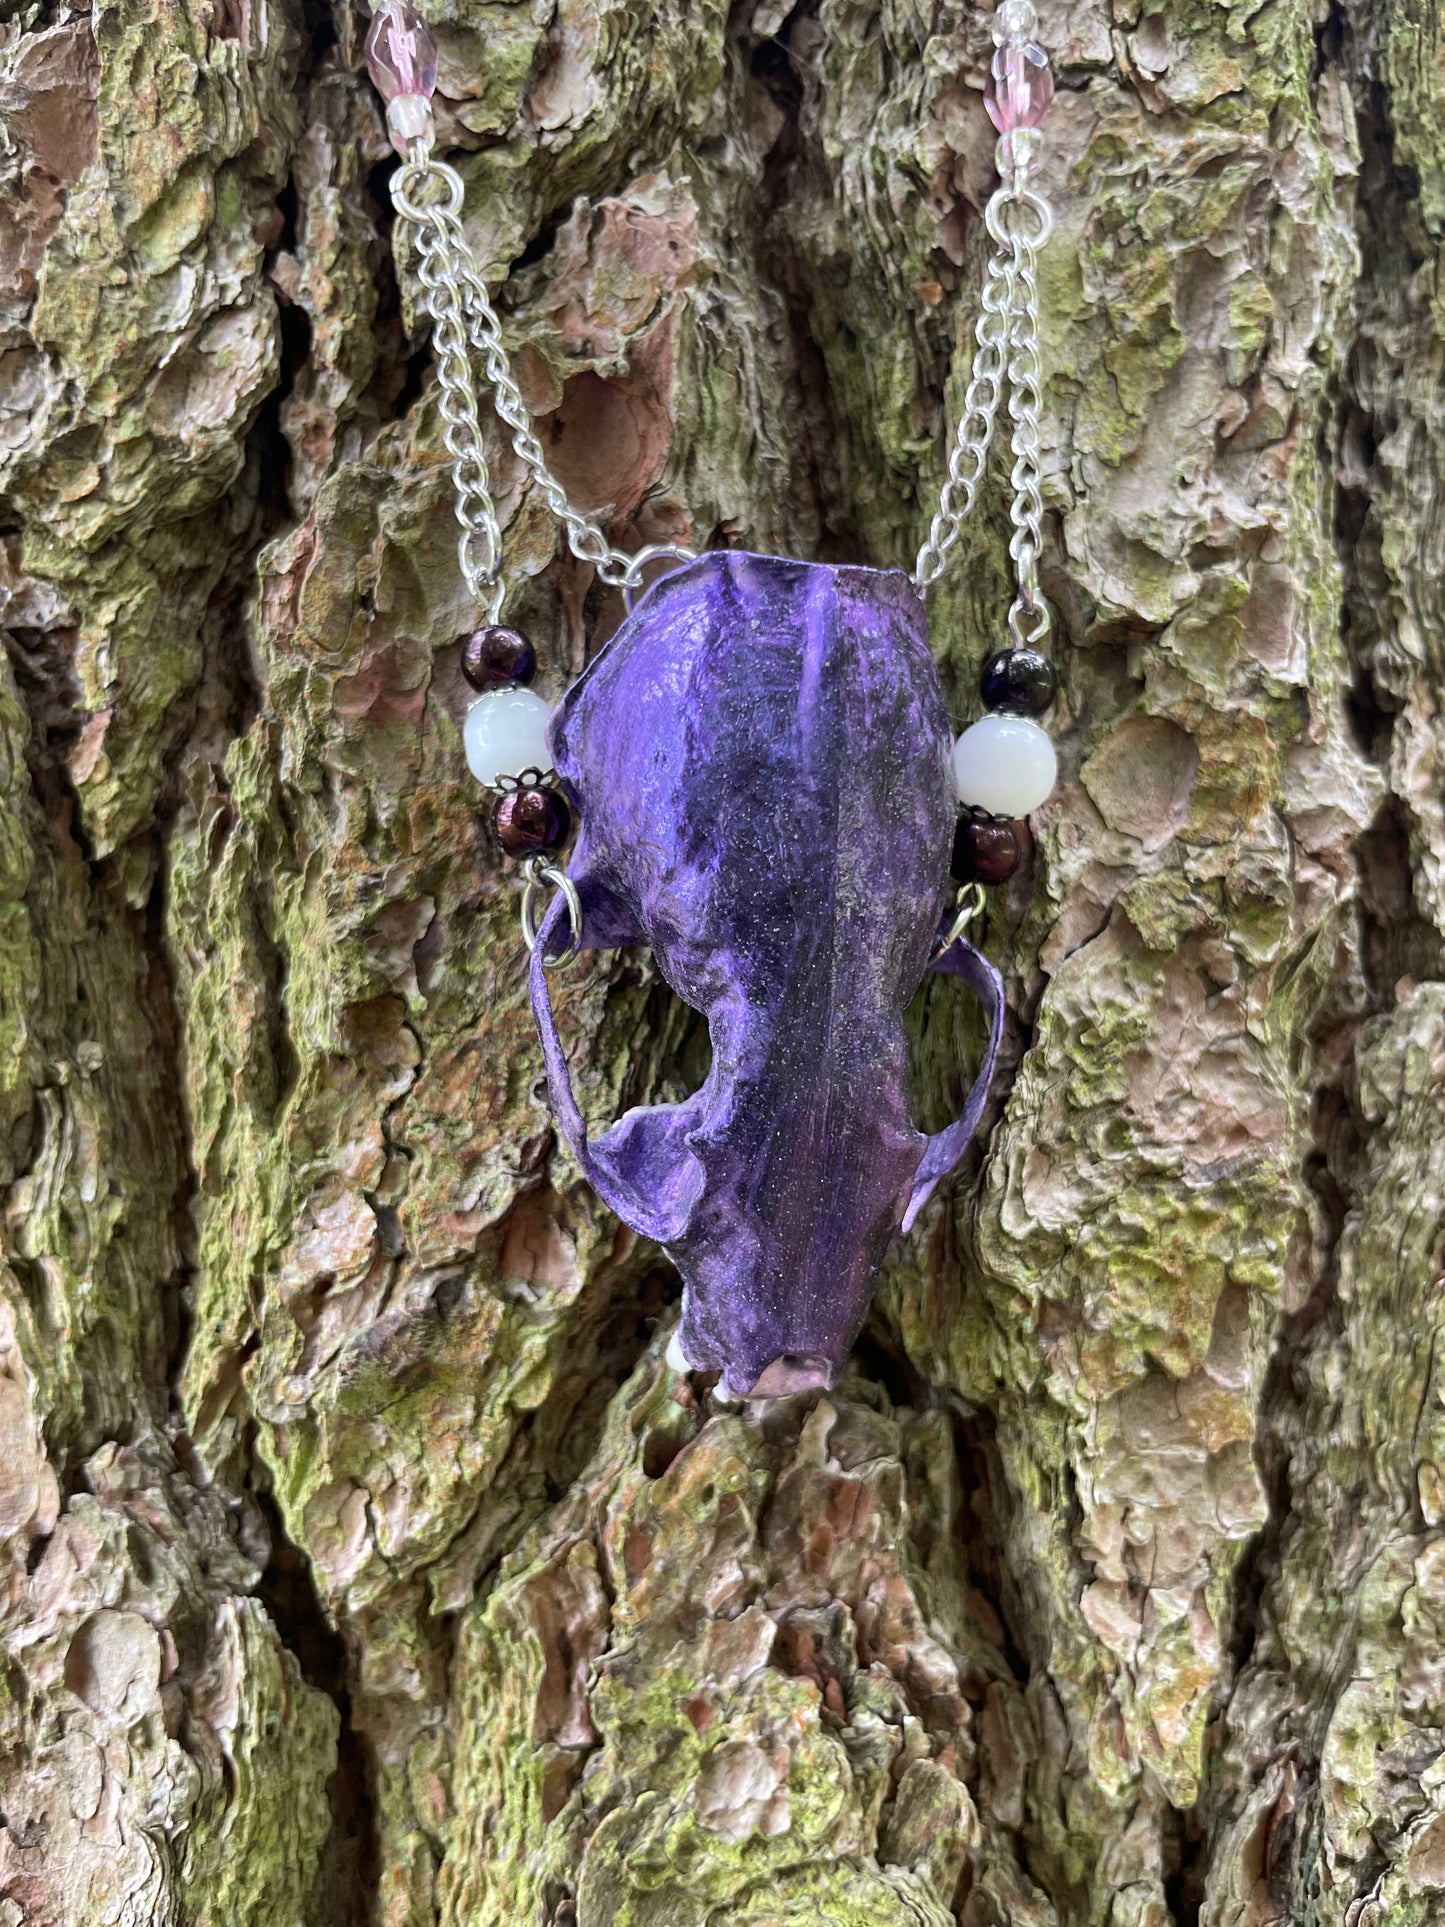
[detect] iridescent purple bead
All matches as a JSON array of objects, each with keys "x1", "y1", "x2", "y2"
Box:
[
  {"x1": 492, "y1": 786, "x2": 571, "y2": 858},
  {"x1": 365, "y1": 2, "x2": 438, "y2": 102},
  {"x1": 979, "y1": 646, "x2": 1056, "y2": 716},
  {"x1": 461, "y1": 624, "x2": 536, "y2": 692}
]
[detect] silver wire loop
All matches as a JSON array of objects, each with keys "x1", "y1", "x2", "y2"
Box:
[
  {"x1": 521, "y1": 860, "x2": 583, "y2": 968},
  {"x1": 985, "y1": 186, "x2": 1053, "y2": 250},
  {"x1": 1008, "y1": 596, "x2": 1050, "y2": 648},
  {"x1": 391, "y1": 159, "x2": 464, "y2": 223},
  {"x1": 621, "y1": 542, "x2": 697, "y2": 611},
  {"x1": 935, "y1": 882, "x2": 987, "y2": 956}
]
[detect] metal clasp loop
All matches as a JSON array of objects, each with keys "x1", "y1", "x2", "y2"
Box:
[
  {"x1": 391, "y1": 157, "x2": 465, "y2": 225},
  {"x1": 521, "y1": 859, "x2": 583, "y2": 968},
  {"x1": 621, "y1": 543, "x2": 696, "y2": 612},
  {"x1": 1007, "y1": 593, "x2": 1051, "y2": 648},
  {"x1": 934, "y1": 882, "x2": 986, "y2": 957},
  {"x1": 985, "y1": 184, "x2": 1053, "y2": 250}
]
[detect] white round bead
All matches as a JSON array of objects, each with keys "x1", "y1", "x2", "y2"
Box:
[
  {"x1": 463, "y1": 688, "x2": 555, "y2": 788},
  {"x1": 952, "y1": 713, "x2": 1056, "y2": 817}
]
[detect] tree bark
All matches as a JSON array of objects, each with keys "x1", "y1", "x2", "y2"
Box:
[{"x1": 0, "y1": 0, "x2": 1441, "y2": 1921}]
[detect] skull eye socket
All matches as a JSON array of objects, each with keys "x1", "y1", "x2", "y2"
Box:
[
  {"x1": 654, "y1": 990, "x2": 711, "y2": 1106},
  {"x1": 904, "y1": 967, "x2": 989, "y2": 1133}
]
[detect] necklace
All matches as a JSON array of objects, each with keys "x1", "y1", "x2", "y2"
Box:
[{"x1": 365, "y1": 1, "x2": 1059, "y2": 1400}]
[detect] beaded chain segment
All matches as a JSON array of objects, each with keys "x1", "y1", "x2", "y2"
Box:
[{"x1": 364, "y1": 0, "x2": 1060, "y2": 958}]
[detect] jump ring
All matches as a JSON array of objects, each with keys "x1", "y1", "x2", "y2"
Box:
[
  {"x1": 622, "y1": 542, "x2": 697, "y2": 611},
  {"x1": 935, "y1": 881, "x2": 987, "y2": 956},
  {"x1": 986, "y1": 188, "x2": 1052, "y2": 251},
  {"x1": 521, "y1": 861, "x2": 583, "y2": 968},
  {"x1": 391, "y1": 160, "x2": 464, "y2": 226}
]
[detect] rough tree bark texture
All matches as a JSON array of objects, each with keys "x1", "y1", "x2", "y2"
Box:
[{"x1": 0, "y1": 0, "x2": 1442, "y2": 1920}]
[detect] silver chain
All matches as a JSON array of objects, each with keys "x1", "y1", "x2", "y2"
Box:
[
  {"x1": 386, "y1": 43, "x2": 1051, "y2": 616},
  {"x1": 391, "y1": 154, "x2": 690, "y2": 606},
  {"x1": 395, "y1": 163, "x2": 505, "y2": 618},
  {"x1": 451, "y1": 227, "x2": 640, "y2": 585},
  {"x1": 912, "y1": 231, "x2": 1016, "y2": 592},
  {"x1": 912, "y1": 126, "x2": 1053, "y2": 622},
  {"x1": 993, "y1": 167, "x2": 1053, "y2": 644}
]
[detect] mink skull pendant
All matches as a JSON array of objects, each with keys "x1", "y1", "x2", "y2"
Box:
[
  {"x1": 529, "y1": 552, "x2": 1004, "y2": 1400},
  {"x1": 368, "y1": 0, "x2": 1060, "y2": 1401}
]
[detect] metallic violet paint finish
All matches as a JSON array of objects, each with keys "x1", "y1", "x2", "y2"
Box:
[{"x1": 528, "y1": 551, "x2": 1004, "y2": 1398}]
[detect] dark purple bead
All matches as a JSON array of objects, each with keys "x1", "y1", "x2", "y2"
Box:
[
  {"x1": 979, "y1": 647, "x2": 1056, "y2": 716},
  {"x1": 951, "y1": 813, "x2": 1019, "y2": 885},
  {"x1": 492, "y1": 786, "x2": 571, "y2": 857},
  {"x1": 462, "y1": 624, "x2": 536, "y2": 692}
]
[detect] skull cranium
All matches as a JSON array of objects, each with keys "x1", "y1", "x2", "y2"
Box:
[{"x1": 530, "y1": 552, "x2": 1003, "y2": 1398}]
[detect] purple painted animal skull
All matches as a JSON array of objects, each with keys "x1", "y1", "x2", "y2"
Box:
[{"x1": 530, "y1": 551, "x2": 1003, "y2": 1399}]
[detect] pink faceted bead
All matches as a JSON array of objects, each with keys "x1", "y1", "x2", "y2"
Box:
[
  {"x1": 985, "y1": 41, "x2": 1054, "y2": 132},
  {"x1": 365, "y1": 2, "x2": 438, "y2": 102}
]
